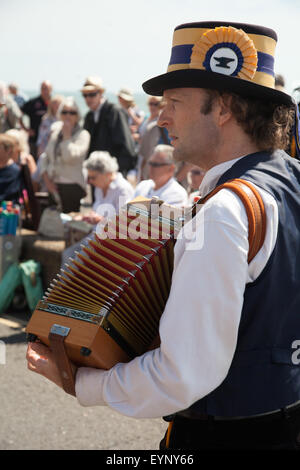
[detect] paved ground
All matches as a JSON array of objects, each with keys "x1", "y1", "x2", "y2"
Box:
[{"x1": 0, "y1": 311, "x2": 166, "y2": 450}]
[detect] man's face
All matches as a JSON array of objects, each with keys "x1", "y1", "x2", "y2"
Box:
[
  {"x1": 87, "y1": 170, "x2": 112, "y2": 189},
  {"x1": 82, "y1": 90, "x2": 103, "y2": 111},
  {"x1": 158, "y1": 88, "x2": 220, "y2": 169},
  {"x1": 148, "y1": 151, "x2": 174, "y2": 184}
]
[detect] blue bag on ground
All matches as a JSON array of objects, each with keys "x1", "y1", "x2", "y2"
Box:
[
  {"x1": 19, "y1": 260, "x2": 44, "y2": 312},
  {"x1": 0, "y1": 263, "x2": 22, "y2": 313}
]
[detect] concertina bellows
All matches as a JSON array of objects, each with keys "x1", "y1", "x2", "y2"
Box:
[{"x1": 26, "y1": 197, "x2": 184, "y2": 380}]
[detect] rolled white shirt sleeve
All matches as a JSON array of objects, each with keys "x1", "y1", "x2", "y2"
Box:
[{"x1": 75, "y1": 187, "x2": 275, "y2": 418}]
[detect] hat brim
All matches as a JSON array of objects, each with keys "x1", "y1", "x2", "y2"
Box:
[
  {"x1": 118, "y1": 93, "x2": 134, "y2": 102},
  {"x1": 142, "y1": 69, "x2": 293, "y2": 106},
  {"x1": 81, "y1": 85, "x2": 104, "y2": 93}
]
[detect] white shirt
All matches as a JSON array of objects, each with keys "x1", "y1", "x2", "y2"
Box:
[
  {"x1": 93, "y1": 98, "x2": 106, "y2": 123},
  {"x1": 75, "y1": 155, "x2": 278, "y2": 418},
  {"x1": 134, "y1": 177, "x2": 188, "y2": 207},
  {"x1": 92, "y1": 172, "x2": 134, "y2": 219}
]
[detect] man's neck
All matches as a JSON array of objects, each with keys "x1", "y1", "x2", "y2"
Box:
[
  {"x1": 153, "y1": 176, "x2": 172, "y2": 190},
  {"x1": 203, "y1": 124, "x2": 261, "y2": 171}
]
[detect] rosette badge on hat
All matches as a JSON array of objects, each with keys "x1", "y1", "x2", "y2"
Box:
[{"x1": 190, "y1": 26, "x2": 258, "y2": 80}]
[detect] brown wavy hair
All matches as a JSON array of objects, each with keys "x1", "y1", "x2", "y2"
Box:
[{"x1": 202, "y1": 90, "x2": 295, "y2": 151}]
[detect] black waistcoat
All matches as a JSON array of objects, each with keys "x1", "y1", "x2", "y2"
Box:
[{"x1": 179, "y1": 150, "x2": 300, "y2": 417}]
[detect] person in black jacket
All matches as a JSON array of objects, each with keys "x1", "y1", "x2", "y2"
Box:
[
  {"x1": 21, "y1": 81, "x2": 52, "y2": 159},
  {"x1": 81, "y1": 77, "x2": 137, "y2": 175}
]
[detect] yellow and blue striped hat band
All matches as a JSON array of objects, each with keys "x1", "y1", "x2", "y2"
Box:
[{"x1": 142, "y1": 21, "x2": 293, "y2": 106}]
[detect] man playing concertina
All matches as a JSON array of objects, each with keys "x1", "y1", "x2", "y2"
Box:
[{"x1": 27, "y1": 21, "x2": 300, "y2": 450}]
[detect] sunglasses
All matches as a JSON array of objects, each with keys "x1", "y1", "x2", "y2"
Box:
[
  {"x1": 148, "y1": 161, "x2": 172, "y2": 167},
  {"x1": 82, "y1": 92, "x2": 99, "y2": 99},
  {"x1": 61, "y1": 110, "x2": 77, "y2": 115}
]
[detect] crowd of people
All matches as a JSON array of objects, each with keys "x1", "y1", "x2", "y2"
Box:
[{"x1": 0, "y1": 77, "x2": 205, "y2": 225}]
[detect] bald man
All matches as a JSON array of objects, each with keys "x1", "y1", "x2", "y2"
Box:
[{"x1": 21, "y1": 80, "x2": 52, "y2": 159}]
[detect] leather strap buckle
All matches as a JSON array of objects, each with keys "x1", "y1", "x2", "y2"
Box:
[{"x1": 48, "y1": 324, "x2": 76, "y2": 396}]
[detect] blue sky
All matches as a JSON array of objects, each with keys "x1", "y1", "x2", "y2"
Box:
[{"x1": 1, "y1": 0, "x2": 300, "y2": 95}]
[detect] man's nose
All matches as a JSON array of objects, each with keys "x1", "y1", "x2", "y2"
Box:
[{"x1": 157, "y1": 107, "x2": 169, "y2": 128}]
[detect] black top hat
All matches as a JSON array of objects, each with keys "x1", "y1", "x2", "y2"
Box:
[{"x1": 142, "y1": 21, "x2": 293, "y2": 105}]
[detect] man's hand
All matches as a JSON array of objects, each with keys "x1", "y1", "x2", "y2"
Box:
[{"x1": 26, "y1": 342, "x2": 77, "y2": 390}]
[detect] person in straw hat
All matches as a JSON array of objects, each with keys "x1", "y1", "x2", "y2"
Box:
[
  {"x1": 27, "y1": 21, "x2": 300, "y2": 450},
  {"x1": 81, "y1": 76, "x2": 137, "y2": 175},
  {"x1": 117, "y1": 87, "x2": 145, "y2": 152},
  {"x1": 117, "y1": 87, "x2": 144, "y2": 128}
]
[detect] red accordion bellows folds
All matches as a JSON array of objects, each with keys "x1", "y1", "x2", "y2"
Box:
[{"x1": 25, "y1": 197, "x2": 184, "y2": 371}]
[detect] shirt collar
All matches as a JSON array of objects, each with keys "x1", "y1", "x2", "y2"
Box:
[
  {"x1": 199, "y1": 155, "x2": 247, "y2": 198},
  {"x1": 151, "y1": 176, "x2": 174, "y2": 193},
  {"x1": 109, "y1": 172, "x2": 122, "y2": 190},
  {"x1": 93, "y1": 97, "x2": 106, "y2": 122}
]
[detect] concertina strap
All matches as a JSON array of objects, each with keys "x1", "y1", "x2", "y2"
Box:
[{"x1": 198, "y1": 178, "x2": 267, "y2": 263}]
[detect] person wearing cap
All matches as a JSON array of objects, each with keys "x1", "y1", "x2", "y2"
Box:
[
  {"x1": 81, "y1": 77, "x2": 137, "y2": 175},
  {"x1": 137, "y1": 95, "x2": 165, "y2": 181},
  {"x1": 117, "y1": 87, "x2": 145, "y2": 130},
  {"x1": 27, "y1": 21, "x2": 300, "y2": 450}
]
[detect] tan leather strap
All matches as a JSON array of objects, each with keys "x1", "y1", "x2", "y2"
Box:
[
  {"x1": 199, "y1": 178, "x2": 266, "y2": 263},
  {"x1": 48, "y1": 324, "x2": 76, "y2": 396}
]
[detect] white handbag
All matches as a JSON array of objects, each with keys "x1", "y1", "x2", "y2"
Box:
[{"x1": 37, "y1": 207, "x2": 65, "y2": 239}]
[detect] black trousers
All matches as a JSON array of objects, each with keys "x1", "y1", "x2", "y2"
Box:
[
  {"x1": 49, "y1": 183, "x2": 86, "y2": 213},
  {"x1": 160, "y1": 408, "x2": 300, "y2": 450}
]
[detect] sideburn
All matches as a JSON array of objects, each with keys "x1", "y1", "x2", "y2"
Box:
[{"x1": 200, "y1": 90, "x2": 220, "y2": 115}]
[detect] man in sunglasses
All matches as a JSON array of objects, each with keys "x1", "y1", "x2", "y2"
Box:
[
  {"x1": 133, "y1": 144, "x2": 187, "y2": 207},
  {"x1": 81, "y1": 76, "x2": 137, "y2": 176}
]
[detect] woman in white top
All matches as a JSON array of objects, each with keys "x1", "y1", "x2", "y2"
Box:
[
  {"x1": 82, "y1": 150, "x2": 134, "y2": 224},
  {"x1": 40, "y1": 96, "x2": 90, "y2": 213}
]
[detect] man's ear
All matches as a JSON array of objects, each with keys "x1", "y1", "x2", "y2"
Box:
[{"x1": 217, "y1": 93, "x2": 233, "y2": 127}]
